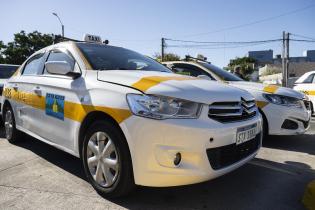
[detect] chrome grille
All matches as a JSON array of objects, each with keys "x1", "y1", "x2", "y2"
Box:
[{"x1": 208, "y1": 98, "x2": 257, "y2": 123}]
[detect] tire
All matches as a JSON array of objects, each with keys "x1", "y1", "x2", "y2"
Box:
[
  {"x1": 81, "y1": 120, "x2": 135, "y2": 198},
  {"x1": 3, "y1": 104, "x2": 22, "y2": 143},
  {"x1": 259, "y1": 110, "x2": 268, "y2": 141}
]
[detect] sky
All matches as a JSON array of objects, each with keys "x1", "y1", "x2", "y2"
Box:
[{"x1": 1, "y1": 0, "x2": 315, "y2": 67}]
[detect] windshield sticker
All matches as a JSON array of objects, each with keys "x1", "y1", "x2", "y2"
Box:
[{"x1": 45, "y1": 93, "x2": 65, "y2": 120}]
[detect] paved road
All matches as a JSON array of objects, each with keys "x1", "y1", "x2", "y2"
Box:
[{"x1": 0, "y1": 119, "x2": 314, "y2": 210}]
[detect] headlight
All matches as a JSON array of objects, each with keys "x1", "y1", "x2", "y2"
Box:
[
  {"x1": 263, "y1": 93, "x2": 303, "y2": 108},
  {"x1": 126, "y1": 94, "x2": 202, "y2": 119}
]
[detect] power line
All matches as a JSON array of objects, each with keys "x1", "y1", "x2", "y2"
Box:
[
  {"x1": 165, "y1": 38, "x2": 282, "y2": 44},
  {"x1": 291, "y1": 33, "x2": 315, "y2": 41},
  {"x1": 164, "y1": 38, "x2": 282, "y2": 50},
  {"x1": 167, "y1": 42, "x2": 280, "y2": 50},
  {"x1": 164, "y1": 38, "x2": 315, "y2": 50},
  {"x1": 290, "y1": 39, "x2": 315, "y2": 43},
  {"x1": 180, "y1": 4, "x2": 315, "y2": 38}
]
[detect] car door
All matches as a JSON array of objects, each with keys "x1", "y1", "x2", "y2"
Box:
[
  {"x1": 29, "y1": 48, "x2": 85, "y2": 151},
  {"x1": 8, "y1": 52, "x2": 48, "y2": 132}
]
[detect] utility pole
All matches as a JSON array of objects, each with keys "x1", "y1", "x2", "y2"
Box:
[
  {"x1": 282, "y1": 31, "x2": 290, "y2": 87},
  {"x1": 282, "y1": 31, "x2": 286, "y2": 87},
  {"x1": 161, "y1": 38, "x2": 165, "y2": 62},
  {"x1": 285, "y1": 32, "x2": 290, "y2": 87}
]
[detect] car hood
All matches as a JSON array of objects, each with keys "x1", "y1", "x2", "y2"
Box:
[
  {"x1": 228, "y1": 81, "x2": 305, "y2": 99},
  {"x1": 97, "y1": 70, "x2": 254, "y2": 104}
]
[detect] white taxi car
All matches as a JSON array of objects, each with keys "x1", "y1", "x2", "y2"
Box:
[
  {"x1": 2, "y1": 36, "x2": 262, "y2": 197},
  {"x1": 293, "y1": 71, "x2": 315, "y2": 114},
  {"x1": 164, "y1": 59, "x2": 312, "y2": 137}
]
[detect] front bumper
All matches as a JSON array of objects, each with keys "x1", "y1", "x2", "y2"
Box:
[
  {"x1": 262, "y1": 103, "x2": 311, "y2": 135},
  {"x1": 120, "y1": 107, "x2": 262, "y2": 187}
]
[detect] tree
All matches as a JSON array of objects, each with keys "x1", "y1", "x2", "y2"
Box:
[
  {"x1": 227, "y1": 57, "x2": 256, "y2": 80},
  {"x1": 154, "y1": 52, "x2": 181, "y2": 62},
  {"x1": 2, "y1": 31, "x2": 53, "y2": 65},
  {"x1": 0, "y1": 41, "x2": 5, "y2": 63}
]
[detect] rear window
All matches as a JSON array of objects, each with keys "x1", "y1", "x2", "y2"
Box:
[
  {"x1": 76, "y1": 43, "x2": 171, "y2": 73},
  {"x1": 302, "y1": 74, "x2": 315, "y2": 83},
  {"x1": 0, "y1": 65, "x2": 19, "y2": 78}
]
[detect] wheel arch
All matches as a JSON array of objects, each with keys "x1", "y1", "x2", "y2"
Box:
[
  {"x1": 258, "y1": 108, "x2": 269, "y2": 136},
  {"x1": 78, "y1": 111, "x2": 131, "y2": 159}
]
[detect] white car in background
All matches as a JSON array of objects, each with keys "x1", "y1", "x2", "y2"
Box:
[
  {"x1": 293, "y1": 71, "x2": 315, "y2": 114},
  {"x1": 164, "y1": 59, "x2": 312, "y2": 138},
  {"x1": 1, "y1": 35, "x2": 262, "y2": 197},
  {"x1": 0, "y1": 64, "x2": 20, "y2": 112}
]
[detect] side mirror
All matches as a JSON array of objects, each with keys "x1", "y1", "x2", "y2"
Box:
[
  {"x1": 197, "y1": 75, "x2": 212, "y2": 80},
  {"x1": 45, "y1": 61, "x2": 72, "y2": 75}
]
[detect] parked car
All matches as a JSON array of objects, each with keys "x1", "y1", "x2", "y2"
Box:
[
  {"x1": 0, "y1": 64, "x2": 19, "y2": 110},
  {"x1": 164, "y1": 58, "x2": 312, "y2": 138},
  {"x1": 293, "y1": 71, "x2": 315, "y2": 115},
  {"x1": 2, "y1": 35, "x2": 262, "y2": 197}
]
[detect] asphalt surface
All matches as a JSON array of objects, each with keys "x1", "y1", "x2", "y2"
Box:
[{"x1": 0, "y1": 119, "x2": 315, "y2": 210}]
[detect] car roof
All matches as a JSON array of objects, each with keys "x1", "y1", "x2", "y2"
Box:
[{"x1": 295, "y1": 70, "x2": 315, "y2": 83}]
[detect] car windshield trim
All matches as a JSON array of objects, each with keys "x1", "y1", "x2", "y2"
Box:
[{"x1": 199, "y1": 62, "x2": 243, "y2": 81}]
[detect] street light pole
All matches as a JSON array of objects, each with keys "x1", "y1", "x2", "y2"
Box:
[{"x1": 52, "y1": 12, "x2": 64, "y2": 37}]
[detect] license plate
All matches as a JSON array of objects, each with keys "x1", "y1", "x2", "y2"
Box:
[{"x1": 236, "y1": 124, "x2": 257, "y2": 145}]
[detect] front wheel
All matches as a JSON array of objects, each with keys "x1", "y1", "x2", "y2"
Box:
[{"x1": 81, "y1": 121, "x2": 135, "y2": 198}]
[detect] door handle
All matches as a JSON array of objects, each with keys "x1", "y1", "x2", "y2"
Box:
[{"x1": 33, "y1": 87, "x2": 42, "y2": 96}]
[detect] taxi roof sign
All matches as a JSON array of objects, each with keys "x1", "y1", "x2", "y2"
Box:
[{"x1": 83, "y1": 34, "x2": 102, "y2": 43}]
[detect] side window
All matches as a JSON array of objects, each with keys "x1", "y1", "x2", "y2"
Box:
[
  {"x1": 303, "y1": 74, "x2": 315, "y2": 84},
  {"x1": 44, "y1": 50, "x2": 75, "y2": 74},
  {"x1": 23, "y1": 53, "x2": 45, "y2": 75},
  {"x1": 172, "y1": 63, "x2": 214, "y2": 79}
]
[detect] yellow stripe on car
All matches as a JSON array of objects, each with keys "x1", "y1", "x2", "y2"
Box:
[
  {"x1": 64, "y1": 101, "x2": 132, "y2": 124},
  {"x1": 303, "y1": 90, "x2": 315, "y2": 96},
  {"x1": 256, "y1": 101, "x2": 269, "y2": 109},
  {"x1": 132, "y1": 76, "x2": 199, "y2": 92},
  {"x1": 263, "y1": 85, "x2": 279, "y2": 94},
  {"x1": 3, "y1": 88, "x2": 131, "y2": 124}
]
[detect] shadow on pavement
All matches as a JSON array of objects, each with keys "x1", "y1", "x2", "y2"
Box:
[
  {"x1": 111, "y1": 158, "x2": 315, "y2": 210},
  {"x1": 8, "y1": 132, "x2": 315, "y2": 210},
  {"x1": 262, "y1": 133, "x2": 315, "y2": 155},
  {"x1": 11, "y1": 133, "x2": 87, "y2": 181}
]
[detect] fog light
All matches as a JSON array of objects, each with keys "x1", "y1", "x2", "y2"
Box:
[
  {"x1": 174, "y1": 152, "x2": 181, "y2": 166},
  {"x1": 281, "y1": 119, "x2": 298, "y2": 130}
]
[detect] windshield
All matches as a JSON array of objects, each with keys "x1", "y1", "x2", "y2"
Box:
[
  {"x1": 77, "y1": 43, "x2": 172, "y2": 73},
  {"x1": 0, "y1": 65, "x2": 19, "y2": 78},
  {"x1": 199, "y1": 62, "x2": 243, "y2": 81}
]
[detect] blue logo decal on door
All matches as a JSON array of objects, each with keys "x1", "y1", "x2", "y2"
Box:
[{"x1": 45, "y1": 93, "x2": 65, "y2": 120}]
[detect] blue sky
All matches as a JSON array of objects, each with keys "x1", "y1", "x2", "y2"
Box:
[{"x1": 1, "y1": 0, "x2": 315, "y2": 67}]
